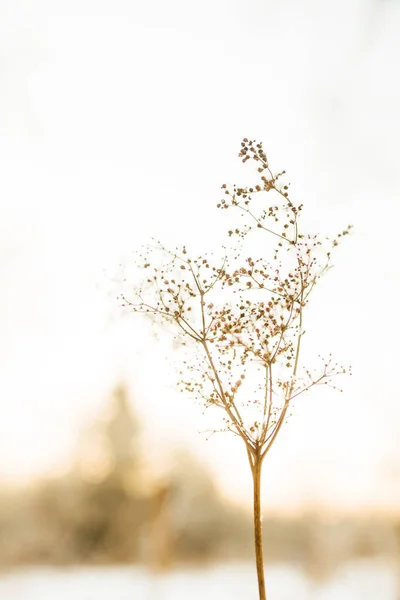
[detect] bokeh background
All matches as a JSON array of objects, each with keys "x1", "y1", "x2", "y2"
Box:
[{"x1": 1, "y1": 0, "x2": 400, "y2": 597}]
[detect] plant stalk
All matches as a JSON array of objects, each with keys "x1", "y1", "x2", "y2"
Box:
[{"x1": 252, "y1": 451, "x2": 266, "y2": 600}]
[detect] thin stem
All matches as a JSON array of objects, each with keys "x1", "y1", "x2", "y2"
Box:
[
  {"x1": 252, "y1": 450, "x2": 267, "y2": 600},
  {"x1": 261, "y1": 305, "x2": 303, "y2": 459},
  {"x1": 191, "y1": 267, "x2": 252, "y2": 450},
  {"x1": 233, "y1": 200, "x2": 291, "y2": 244}
]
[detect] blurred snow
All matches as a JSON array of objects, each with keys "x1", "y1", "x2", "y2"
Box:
[{"x1": 0, "y1": 561, "x2": 397, "y2": 600}]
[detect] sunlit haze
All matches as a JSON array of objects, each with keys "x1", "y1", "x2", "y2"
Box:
[{"x1": 1, "y1": 0, "x2": 399, "y2": 514}]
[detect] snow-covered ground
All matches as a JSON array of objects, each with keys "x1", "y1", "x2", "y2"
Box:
[{"x1": 0, "y1": 561, "x2": 397, "y2": 599}]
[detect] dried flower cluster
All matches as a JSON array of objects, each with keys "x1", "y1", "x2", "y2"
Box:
[{"x1": 121, "y1": 139, "x2": 350, "y2": 460}]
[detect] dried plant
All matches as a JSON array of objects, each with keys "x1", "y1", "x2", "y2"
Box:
[{"x1": 120, "y1": 139, "x2": 351, "y2": 599}]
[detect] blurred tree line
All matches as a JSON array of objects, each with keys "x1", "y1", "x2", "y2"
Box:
[
  {"x1": 0, "y1": 385, "x2": 253, "y2": 568},
  {"x1": 0, "y1": 384, "x2": 399, "y2": 575}
]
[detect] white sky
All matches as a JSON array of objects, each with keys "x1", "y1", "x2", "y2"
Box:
[{"x1": 0, "y1": 0, "x2": 400, "y2": 512}]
